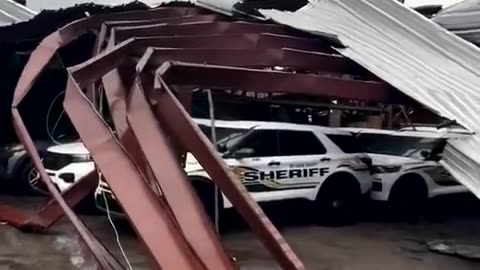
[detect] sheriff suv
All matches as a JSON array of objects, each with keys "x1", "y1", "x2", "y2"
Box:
[
  {"x1": 344, "y1": 127, "x2": 470, "y2": 217},
  {"x1": 96, "y1": 120, "x2": 373, "y2": 225}
]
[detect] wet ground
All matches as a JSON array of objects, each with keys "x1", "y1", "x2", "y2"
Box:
[{"x1": 1, "y1": 195, "x2": 480, "y2": 270}]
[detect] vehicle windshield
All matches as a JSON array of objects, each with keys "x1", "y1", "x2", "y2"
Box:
[
  {"x1": 198, "y1": 124, "x2": 251, "y2": 151},
  {"x1": 356, "y1": 133, "x2": 446, "y2": 159}
]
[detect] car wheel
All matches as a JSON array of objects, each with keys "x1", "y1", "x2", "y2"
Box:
[
  {"x1": 17, "y1": 161, "x2": 50, "y2": 196},
  {"x1": 389, "y1": 176, "x2": 428, "y2": 222},
  {"x1": 191, "y1": 179, "x2": 223, "y2": 231},
  {"x1": 315, "y1": 177, "x2": 360, "y2": 226}
]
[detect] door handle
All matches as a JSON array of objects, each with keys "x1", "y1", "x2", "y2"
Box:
[
  {"x1": 320, "y1": 157, "x2": 331, "y2": 162},
  {"x1": 268, "y1": 161, "x2": 281, "y2": 166}
]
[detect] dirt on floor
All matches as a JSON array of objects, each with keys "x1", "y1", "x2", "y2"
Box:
[{"x1": 0, "y1": 195, "x2": 480, "y2": 270}]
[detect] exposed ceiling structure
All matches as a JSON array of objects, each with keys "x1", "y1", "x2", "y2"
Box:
[{"x1": 0, "y1": 0, "x2": 36, "y2": 26}]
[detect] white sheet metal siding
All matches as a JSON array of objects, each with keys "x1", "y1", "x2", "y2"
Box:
[{"x1": 0, "y1": 0, "x2": 36, "y2": 26}]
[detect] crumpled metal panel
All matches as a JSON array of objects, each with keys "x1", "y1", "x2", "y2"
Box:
[
  {"x1": 433, "y1": 0, "x2": 480, "y2": 46},
  {"x1": 441, "y1": 138, "x2": 480, "y2": 198},
  {"x1": 218, "y1": 0, "x2": 480, "y2": 198}
]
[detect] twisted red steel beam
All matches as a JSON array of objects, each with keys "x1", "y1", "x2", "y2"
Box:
[
  {"x1": 67, "y1": 45, "x2": 239, "y2": 270},
  {"x1": 7, "y1": 5, "x2": 398, "y2": 269},
  {"x1": 8, "y1": 8, "x2": 212, "y2": 269},
  {"x1": 95, "y1": 14, "x2": 222, "y2": 54},
  {"x1": 112, "y1": 21, "x2": 297, "y2": 42},
  {"x1": 154, "y1": 61, "x2": 395, "y2": 102},
  {"x1": 148, "y1": 74, "x2": 305, "y2": 270},
  {"x1": 63, "y1": 74, "x2": 212, "y2": 270},
  {"x1": 66, "y1": 33, "x2": 354, "y2": 270},
  {"x1": 89, "y1": 34, "x2": 356, "y2": 136}
]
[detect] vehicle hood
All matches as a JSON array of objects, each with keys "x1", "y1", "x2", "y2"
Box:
[
  {"x1": 47, "y1": 142, "x2": 89, "y2": 155},
  {"x1": 185, "y1": 152, "x2": 230, "y2": 173},
  {"x1": 367, "y1": 153, "x2": 425, "y2": 166}
]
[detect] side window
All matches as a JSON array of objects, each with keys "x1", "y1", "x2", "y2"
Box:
[
  {"x1": 326, "y1": 134, "x2": 363, "y2": 153},
  {"x1": 278, "y1": 130, "x2": 327, "y2": 156},
  {"x1": 233, "y1": 130, "x2": 279, "y2": 158}
]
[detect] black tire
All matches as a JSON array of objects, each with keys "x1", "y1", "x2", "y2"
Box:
[
  {"x1": 315, "y1": 174, "x2": 361, "y2": 226},
  {"x1": 389, "y1": 175, "x2": 428, "y2": 222},
  {"x1": 16, "y1": 160, "x2": 50, "y2": 196},
  {"x1": 191, "y1": 178, "x2": 223, "y2": 231}
]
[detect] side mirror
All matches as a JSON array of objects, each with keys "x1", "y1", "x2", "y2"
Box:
[
  {"x1": 420, "y1": 149, "x2": 431, "y2": 159},
  {"x1": 232, "y1": 148, "x2": 255, "y2": 159},
  {"x1": 216, "y1": 143, "x2": 227, "y2": 153}
]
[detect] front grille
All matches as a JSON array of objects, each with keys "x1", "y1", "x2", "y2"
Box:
[{"x1": 43, "y1": 152, "x2": 73, "y2": 170}]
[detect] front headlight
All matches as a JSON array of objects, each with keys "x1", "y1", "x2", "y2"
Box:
[
  {"x1": 371, "y1": 165, "x2": 401, "y2": 174},
  {"x1": 71, "y1": 154, "x2": 92, "y2": 162}
]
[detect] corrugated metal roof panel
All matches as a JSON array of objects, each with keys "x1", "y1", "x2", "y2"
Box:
[
  {"x1": 0, "y1": 0, "x2": 36, "y2": 26},
  {"x1": 198, "y1": 0, "x2": 480, "y2": 198}
]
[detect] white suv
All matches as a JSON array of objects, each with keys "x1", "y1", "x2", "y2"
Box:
[
  {"x1": 345, "y1": 127, "x2": 470, "y2": 215},
  {"x1": 96, "y1": 120, "x2": 373, "y2": 225},
  {"x1": 42, "y1": 141, "x2": 94, "y2": 192}
]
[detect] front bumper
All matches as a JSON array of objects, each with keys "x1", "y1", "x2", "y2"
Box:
[{"x1": 45, "y1": 161, "x2": 95, "y2": 192}]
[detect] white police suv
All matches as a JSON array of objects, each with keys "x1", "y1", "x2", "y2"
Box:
[
  {"x1": 96, "y1": 119, "x2": 373, "y2": 225},
  {"x1": 345, "y1": 127, "x2": 470, "y2": 216}
]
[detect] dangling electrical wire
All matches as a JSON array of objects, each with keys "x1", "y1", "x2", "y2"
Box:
[
  {"x1": 206, "y1": 89, "x2": 220, "y2": 232},
  {"x1": 46, "y1": 90, "x2": 66, "y2": 145},
  {"x1": 100, "y1": 170, "x2": 134, "y2": 270}
]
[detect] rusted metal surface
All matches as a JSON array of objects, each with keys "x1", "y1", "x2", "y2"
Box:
[
  {"x1": 67, "y1": 52, "x2": 237, "y2": 270},
  {"x1": 151, "y1": 77, "x2": 305, "y2": 270},
  {"x1": 113, "y1": 21, "x2": 294, "y2": 42},
  {"x1": 157, "y1": 61, "x2": 393, "y2": 102},
  {"x1": 95, "y1": 14, "x2": 223, "y2": 54},
  {"x1": 6, "y1": 4, "x2": 403, "y2": 270}
]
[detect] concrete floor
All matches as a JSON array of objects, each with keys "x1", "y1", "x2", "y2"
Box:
[{"x1": 1, "y1": 195, "x2": 480, "y2": 270}]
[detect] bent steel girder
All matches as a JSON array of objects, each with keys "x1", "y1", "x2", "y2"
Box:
[
  {"x1": 119, "y1": 33, "x2": 329, "y2": 52},
  {"x1": 63, "y1": 74, "x2": 210, "y2": 270},
  {"x1": 150, "y1": 76, "x2": 306, "y2": 270},
  {"x1": 0, "y1": 171, "x2": 97, "y2": 230},
  {"x1": 79, "y1": 37, "x2": 376, "y2": 138},
  {"x1": 14, "y1": 7, "x2": 208, "y2": 103},
  {"x1": 112, "y1": 21, "x2": 296, "y2": 42},
  {"x1": 95, "y1": 14, "x2": 222, "y2": 54},
  {"x1": 68, "y1": 40, "x2": 239, "y2": 270},
  {"x1": 8, "y1": 5, "x2": 395, "y2": 269},
  {"x1": 139, "y1": 47, "x2": 351, "y2": 73},
  {"x1": 154, "y1": 61, "x2": 395, "y2": 102},
  {"x1": 89, "y1": 34, "x2": 354, "y2": 136},
  {"x1": 8, "y1": 8, "x2": 211, "y2": 270},
  {"x1": 65, "y1": 36, "x2": 324, "y2": 270}
]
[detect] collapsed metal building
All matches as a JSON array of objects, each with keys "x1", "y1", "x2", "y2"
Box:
[{"x1": 2, "y1": 0, "x2": 480, "y2": 269}]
